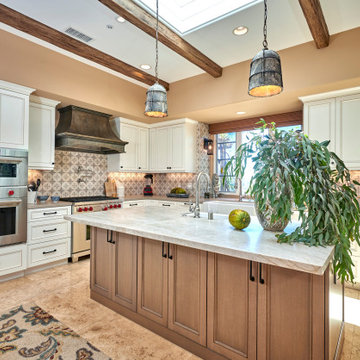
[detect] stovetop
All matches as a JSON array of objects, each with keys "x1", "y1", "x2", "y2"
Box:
[{"x1": 60, "y1": 196, "x2": 118, "y2": 203}]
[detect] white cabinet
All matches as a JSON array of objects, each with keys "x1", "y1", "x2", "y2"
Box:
[
  {"x1": 27, "y1": 206, "x2": 71, "y2": 269},
  {"x1": 150, "y1": 119, "x2": 197, "y2": 173},
  {"x1": 0, "y1": 244, "x2": 27, "y2": 277},
  {"x1": 108, "y1": 118, "x2": 149, "y2": 172},
  {"x1": 300, "y1": 87, "x2": 360, "y2": 169},
  {"x1": 0, "y1": 80, "x2": 34, "y2": 150},
  {"x1": 29, "y1": 96, "x2": 60, "y2": 170}
]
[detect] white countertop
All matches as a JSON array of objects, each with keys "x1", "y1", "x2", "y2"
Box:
[
  {"x1": 65, "y1": 206, "x2": 334, "y2": 275},
  {"x1": 28, "y1": 201, "x2": 71, "y2": 209}
]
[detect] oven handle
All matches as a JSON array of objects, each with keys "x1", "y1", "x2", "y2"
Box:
[
  {"x1": 0, "y1": 199, "x2": 22, "y2": 208},
  {"x1": 0, "y1": 157, "x2": 22, "y2": 164}
]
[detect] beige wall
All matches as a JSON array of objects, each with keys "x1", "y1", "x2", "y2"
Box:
[
  {"x1": 167, "y1": 27, "x2": 360, "y2": 123},
  {"x1": 0, "y1": 26, "x2": 359, "y2": 124}
]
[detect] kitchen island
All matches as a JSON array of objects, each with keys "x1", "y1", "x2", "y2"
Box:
[{"x1": 65, "y1": 206, "x2": 344, "y2": 360}]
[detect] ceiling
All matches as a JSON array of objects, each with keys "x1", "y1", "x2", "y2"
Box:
[{"x1": 1, "y1": 0, "x2": 360, "y2": 84}]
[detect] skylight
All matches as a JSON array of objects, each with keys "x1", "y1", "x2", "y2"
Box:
[{"x1": 134, "y1": 0, "x2": 259, "y2": 35}]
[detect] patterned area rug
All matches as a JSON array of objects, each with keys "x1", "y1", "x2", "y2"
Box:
[{"x1": 0, "y1": 303, "x2": 111, "y2": 359}]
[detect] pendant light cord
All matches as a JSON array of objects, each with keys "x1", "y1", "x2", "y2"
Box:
[
  {"x1": 262, "y1": 0, "x2": 268, "y2": 49},
  {"x1": 155, "y1": 0, "x2": 159, "y2": 82}
]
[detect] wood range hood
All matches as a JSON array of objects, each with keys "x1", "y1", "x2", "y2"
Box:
[{"x1": 55, "y1": 105, "x2": 128, "y2": 154}]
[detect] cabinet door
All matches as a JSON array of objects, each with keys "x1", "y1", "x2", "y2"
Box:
[
  {"x1": 138, "y1": 127, "x2": 148, "y2": 171},
  {"x1": 207, "y1": 254, "x2": 257, "y2": 360},
  {"x1": 257, "y1": 264, "x2": 325, "y2": 360},
  {"x1": 29, "y1": 103, "x2": 55, "y2": 170},
  {"x1": 90, "y1": 228, "x2": 112, "y2": 299},
  {"x1": 0, "y1": 90, "x2": 29, "y2": 149},
  {"x1": 168, "y1": 244, "x2": 207, "y2": 345},
  {"x1": 112, "y1": 232, "x2": 137, "y2": 311},
  {"x1": 152, "y1": 127, "x2": 170, "y2": 171},
  {"x1": 137, "y1": 237, "x2": 168, "y2": 326},
  {"x1": 169, "y1": 125, "x2": 184, "y2": 171},
  {"x1": 303, "y1": 99, "x2": 336, "y2": 152},
  {"x1": 120, "y1": 124, "x2": 138, "y2": 171},
  {"x1": 336, "y1": 94, "x2": 360, "y2": 169}
]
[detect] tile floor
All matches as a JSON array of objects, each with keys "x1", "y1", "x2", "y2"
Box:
[{"x1": 0, "y1": 259, "x2": 358, "y2": 360}]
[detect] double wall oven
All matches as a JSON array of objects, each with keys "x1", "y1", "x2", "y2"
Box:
[{"x1": 0, "y1": 148, "x2": 27, "y2": 246}]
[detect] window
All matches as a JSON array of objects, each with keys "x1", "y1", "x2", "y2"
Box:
[{"x1": 215, "y1": 125, "x2": 301, "y2": 197}]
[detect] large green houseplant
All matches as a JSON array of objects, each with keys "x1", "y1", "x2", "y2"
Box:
[{"x1": 224, "y1": 120, "x2": 360, "y2": 282}]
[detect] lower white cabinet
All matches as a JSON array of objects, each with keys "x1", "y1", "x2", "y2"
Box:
[
  {"x1": 27, "y1": 206, "x2": 71, "y2": 269},
  {"x1": 29, "y1": 96, "x2": 60, "y2": 170},
  {"x1": 27, "y1": 239, "x2": 70, "y2": 268},
  {"x1": 0, "y1": 244, "x2": 27, "y2": 277}
]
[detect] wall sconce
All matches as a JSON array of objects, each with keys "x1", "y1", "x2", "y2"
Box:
[{"x1": 204, "y1": 138, "x2": 214, "y2": 156}]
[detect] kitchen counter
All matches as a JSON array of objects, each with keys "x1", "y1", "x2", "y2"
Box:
[
  {"x1": 27, "y1": 200, "x2": 71, "y2": 209},
  {"x1": 124, "y1": 195, "x2": 198, "y2": 203},
  {"x1": 65, "y1": 206, "x2": 334, "y2": 275}
]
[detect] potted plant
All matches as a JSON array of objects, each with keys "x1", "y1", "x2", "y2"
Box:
[{"x1": 224, "y1": 120, "x2": 360, "y2": 282}]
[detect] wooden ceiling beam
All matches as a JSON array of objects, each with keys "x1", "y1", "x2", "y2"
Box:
[
  {"x1": 98, "y1": 0, "x2": 223, "y2": 78},
  {"x1": 0, "y1": 4, "x2": 170, "y2": 90},
  {"x1": 298, "y1": 0, "x2": 330, "y2": 49}
]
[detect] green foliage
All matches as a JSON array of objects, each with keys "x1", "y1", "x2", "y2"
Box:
[{"x1": 223, "y1": 120, "x2": 360, "y2": 282}]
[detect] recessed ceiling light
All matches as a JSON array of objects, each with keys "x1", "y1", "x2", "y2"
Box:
[
  {"x1": 236, "y1": 111, "x2": 246, "y2": 115},
  {"x1": 116, "y1": 16, "x2": 125, "y2": 23},
  {"x1": 140, "y1": 64, "x2": 151, "y2": 70},
  {"x1": 233, "y1": 26, "x2": 248, "y2": 36}
]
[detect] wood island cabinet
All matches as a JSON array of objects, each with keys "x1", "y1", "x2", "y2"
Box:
[{"x1": 90, "y1": 227, "x2": 343, "y2": 360}]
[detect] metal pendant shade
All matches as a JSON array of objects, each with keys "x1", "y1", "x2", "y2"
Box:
[
  {"x1": 145, "y1": 0, "x2": 168, "y2": 118},
  {"x1": 145, "y1": 82, "x2": 168, "y2": 118},
  {"x1": 248, "y1": 0, "x2": 283, "y2": 97}
]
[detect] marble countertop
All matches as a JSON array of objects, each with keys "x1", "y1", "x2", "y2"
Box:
[
  {"x1": 27, "y1": 201, "x2": 72, "y2": 209},
  {"x1": 65, "y1": 206, "x2": 334, "y2": 275}
]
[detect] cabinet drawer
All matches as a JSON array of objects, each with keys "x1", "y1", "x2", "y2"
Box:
[
  {"x1": 28, "y1": 206, "x2": 71, "y2": 221},
  {"x1": 27, "y1": 238, "x2": 70, "y2": 268},
  {"x1": 0, "y1": 244, "x2": 27, "y2": 277},
  {"x1": 28, "y1": 219, "x2": 71, "y2": 244}
]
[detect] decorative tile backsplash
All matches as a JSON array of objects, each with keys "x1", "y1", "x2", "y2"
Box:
[{"x1": 29, "y1": 122, "x2": 211, "y2": 197}]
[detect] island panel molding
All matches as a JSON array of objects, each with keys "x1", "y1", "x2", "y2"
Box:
[
  {"x1": 0, "y1": 4, "x2": 169, "y2": 90},
  {"x1": 98, "y1": 0, "x2": 223, "y2": 78}
]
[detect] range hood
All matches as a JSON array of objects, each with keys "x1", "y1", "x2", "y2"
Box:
[{"x1": 55, "y1": 105, "x2": 128, "y2": 154}]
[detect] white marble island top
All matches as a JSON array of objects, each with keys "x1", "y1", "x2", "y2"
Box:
[{"x1": 65, "y1": 207, "x2": 334, "y2": 275}]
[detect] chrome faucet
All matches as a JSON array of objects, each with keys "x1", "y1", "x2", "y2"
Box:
[{"x1": 194, "y1": 171, "x2": 211, "y2": 218}]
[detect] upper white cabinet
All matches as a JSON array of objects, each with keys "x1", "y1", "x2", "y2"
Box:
[
  {"x1": 0, "y1": 80, "x2": 34, "y2": 150},
  {"x1": 150, "y1": 119, "x2": 197, "y2": 173},
  {"x1": 29, "y1": 96, "x2": 60, "y2": 170},
  {"x1": 108, "y1": 118, "x2": 149, "y2": 172},
  {"x1": 300, "y1": 87, "x2": 360, "y2": 170}
]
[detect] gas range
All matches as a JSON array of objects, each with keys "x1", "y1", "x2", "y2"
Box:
[{"x1": 60, "y1": 196, "x2": 122, "y2": 213}]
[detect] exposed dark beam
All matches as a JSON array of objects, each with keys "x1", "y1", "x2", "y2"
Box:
[
  {"x1": 209, "y1": 111, "x2": 303, "y2": 134},
  {"x1": 298, "y1": 0, "x2": 330, "y2": 49},
  {"x1": 98, "y1": 0, "x2": 223, "y2": 78},
  {"x1": 0, "y1": 4, "x2": 169, "y2": 90}
]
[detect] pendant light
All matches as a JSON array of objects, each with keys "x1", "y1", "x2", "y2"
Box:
[
  {"x1": 145, "y1": 0, "x2": 168, "y2": 117},
  {"x1": 248, "y1": 0, "x2": 283, "y2": 97}
]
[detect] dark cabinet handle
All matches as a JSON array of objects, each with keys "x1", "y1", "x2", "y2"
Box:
[
  {"x1": 249, "y1": 261, "x2": 255, "y2": 282},
  {"x1": 162, "y1": 242, "x2": 167, "y2": 258},
  {"x1": 51, "y1": 162, "x2": 55, "y2": 165},
  {"x1": 43, "y1": 211, "x2": 57, "y2": 215},
  {"x1": 120, "y1": 166, "x2": 123, "y2": 168},
  {"x1": 166, "y1": 166, "x2": 172, "y2": 170},
  {"x1": 107, "y1": 230, "x2": 115, "y2": 244},
  {"x1": 168, "y1": 243, "x2": 173, "y2": 260},
  {"x1": 259, "y1": 263, "x2": 265, "y2": 284},
  {"x1": 43, "y1": 249, "x2": 57, "y2": 255},
  {"x1": 162, "y1": 204, "x2": 171, "y2": 207},
  {"x1": 138, "y1": 167, "x2": 141, "y2": 169},
  {"x1": 129, "y1": 203, "x2": 138, "y2": 207},
  {"x1": 43, "y1": 228, "x2": 57, "y2": 233}
]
